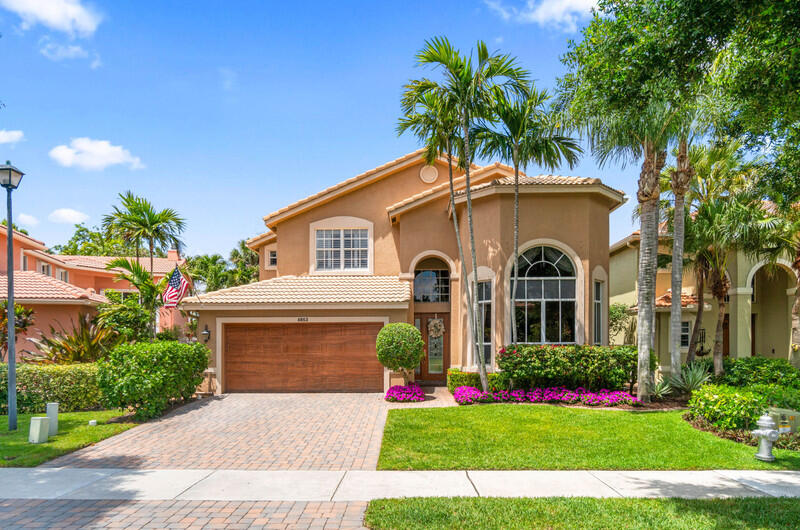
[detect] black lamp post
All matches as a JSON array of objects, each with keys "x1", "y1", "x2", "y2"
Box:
[{"x1": 1, "y1": 161, "x2": 24, "y2": 431}]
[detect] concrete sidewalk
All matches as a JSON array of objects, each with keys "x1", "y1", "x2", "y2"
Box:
[{"x1": 2, "y1": 468, "x2": 800, "y2": 501}]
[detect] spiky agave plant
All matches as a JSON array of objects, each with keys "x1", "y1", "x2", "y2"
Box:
[{"x1": 27, "y1": 314, "x2": 121, "y2": 364}]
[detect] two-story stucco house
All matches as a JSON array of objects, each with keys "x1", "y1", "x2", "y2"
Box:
[{"x1": 183, "y1": 150, "x2": 626, "y2": 393}]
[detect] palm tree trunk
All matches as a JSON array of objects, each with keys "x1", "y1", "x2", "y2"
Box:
[
  {"x1": 687, "y1": 265, "x2": 705, "y2": 363},
  {"x1": 669, "y1": 192, "x2": 686, "y2": 376},
  {"x1": 713, "y1": 297, "x2": 726, "y2": 376},
  {"x1": 791, "y1": 258, "x2": 800, "y2": 367},
  {"x1": 149, "y1": 240, "x2": 157, "y2": 339},
  {"x1": 511, "y1": 150, "x2": 520, "y2": 345},
  {"x1": 446, "y1": 147, "x2": 476, "y2": 379},
  {"x1": 637, "y1": 197, "x2": 657, "y2": 401},
  {"x1": 462, "y1": 113, "x2": 488, "y2": 391}
]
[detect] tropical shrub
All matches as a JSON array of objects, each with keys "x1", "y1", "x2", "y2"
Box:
[
  {"x1": 496, "y1": 345, "x2": 637, "y2": 391},
  {"x1": 446, "y1": 368, "x2": 508, "y2": 393},
  {"x1": 96, "y1": 290, "x2": 151, "y2": 342},
  {"x1": 0, "y1": 300, "x2": 34, "y2": 361},
  {"x1": 688, "y1": 384, "x2": 768, "y2": 430},
  {"x1": 0, "y1": 363, "x2": 101, "y2": 414},
  {"x1": 749, "y1": 384, "x2": 800, "y2": 411},
  {"x1": 384, "y1": 383, "x2": 425, "y2": 403},
  {"x1": 27, "y1": 314, "x2": 120, "y2": 364},
  {"x1": 651, "y1": 377, "x2": 673, "y2": 399},
  {"x1": 375, "y1": 323, "x2": 424, "y2": 382},
  {"x1": 97, "y1": 341, "x2": 209, "y2": 420},
  {"x1": 720, "y1": 357, "x2": 800, "y2": 389},
  {"x1": 453, "y1": 385, "x2": 641, "y2": 407},
  {"x1": 155, "y1": 325, "x2": 182, "y2": 341},
  {"x1": 668, "y1": 362, "x2": 712, "y2": 395}
]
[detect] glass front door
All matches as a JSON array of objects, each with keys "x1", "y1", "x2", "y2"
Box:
[{"x1": 414, "y1": 313, "x2": 450, "y2": 382}]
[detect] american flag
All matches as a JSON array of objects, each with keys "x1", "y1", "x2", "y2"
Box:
[{"x1": 162, "y1": 265, "x2": 190, "y2": 308}]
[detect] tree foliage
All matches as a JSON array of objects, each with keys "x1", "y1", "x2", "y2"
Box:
[
  {"x1": 0, "y1": 300, "x2": 34, "y2": 361},
  {"x1": 51, "y1": 223, "x2": 151, "y2": 257}
]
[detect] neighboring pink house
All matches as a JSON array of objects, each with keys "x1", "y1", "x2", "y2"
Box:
[{"x1": 0, "y1": 228, "x2": 186, "y2": 357}]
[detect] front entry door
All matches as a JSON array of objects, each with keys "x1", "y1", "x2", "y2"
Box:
[{"x1": 414, "y1": 313, "x2": 450, "y2": 382}]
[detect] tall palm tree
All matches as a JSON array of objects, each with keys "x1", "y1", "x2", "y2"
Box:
[
  {"x1": 103, "y1": 192, "x2": 186, "y2": 280},
  {"x1": 688, "y1": 194, "x2": 780, "y2": 375},
  {"x1": 664, "y1": 139, "x2": 751, "y2": 362},
  {"x1": 398, "y1": 89, "x2": 478, "y2": 368},
  {"x1": 573, "y1": 101, "x2": 677, "y2": 400},
  {"x1": 105, "y1": 257, "x2": 166, "y2": 338},
  {"x1": 403, "y1": 37, "x2": 528, "y2": 391},
  {"x1": 474, "y1": 84, "x2": 582, "y2": 343}
]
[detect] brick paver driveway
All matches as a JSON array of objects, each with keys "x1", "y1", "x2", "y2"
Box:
[{"x1": 45, "y1": 389, "x2": 454, "y2": 471}]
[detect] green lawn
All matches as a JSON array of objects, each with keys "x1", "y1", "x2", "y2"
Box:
[
  {"x1": 378, "y1": 404, "x2": 800, "y2": 470},
  {"x1": 0, "y1": 410, "x2": 135, "y2": 467},
  {"x1": 364, "y1": 497, "x2": 800, "y2": 530}
]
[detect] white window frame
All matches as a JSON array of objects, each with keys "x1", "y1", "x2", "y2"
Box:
[
  {"x1": 477, "y1": 279, "x2": 493, "y2": 368},
  {"x1": 21, "y1": 254, "x2": 28, "y2": 271},
  {"x1": 265, "y1": 248, "x2": 278, "y2": 269},
  {"x1": 593, "y1": 280, "x2": 603, "y2": 345},
  {"x1": 39, "y1": 262, "x2": 52, "y2": 276},
  {"x1": 308, "y1": 216, "x2": 373, "y2": 275},
  {"x1": 57, "y1": 268, "x2": 69, "y2": 283},
  {"x1": 680, "y1": 321, "x2": 691, "y2": 348}
]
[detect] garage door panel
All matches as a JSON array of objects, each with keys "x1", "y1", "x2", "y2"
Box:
[{"x1": 224, "y1": 322, "x2": 384, "y2": 392}]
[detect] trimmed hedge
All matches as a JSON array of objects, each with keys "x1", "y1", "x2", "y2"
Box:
[
  {"x1": 0, "y1": 363, "x2": 101, "y2": 414},
  {"x1": 376, "y1": 323, "x2": 424, "y2": 376},
  {"x1": 496, "y1": 345, "x2": 637, "y2": 391},
  {"x1": 749, "y1": 384, "x2": 800, "y2": 411},
  {"x1": 446, "y1": 368, "x2": 508, "y2": 393},
  {"x1": 97, "y1": 341, "x2": 209, "y2": 420},
  {"x1": 688, "y1": 384, "x2": 769, "y2": 430}
]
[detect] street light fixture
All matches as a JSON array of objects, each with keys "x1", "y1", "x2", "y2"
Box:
[{"x1": 0, "y1": 161, "x2": 24, "y2": 431}]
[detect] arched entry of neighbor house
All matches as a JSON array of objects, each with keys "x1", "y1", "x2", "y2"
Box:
[
  {"x1": 412, "y1": 255, "x2": 452, "y2": 382},
  {"x1": 746, "y1": 260, "x2": 797, "y2": 358}
]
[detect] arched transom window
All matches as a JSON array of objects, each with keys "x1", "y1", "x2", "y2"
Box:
[{"x1": 512, "y1": 246, "x2": 576, "y2": 344}]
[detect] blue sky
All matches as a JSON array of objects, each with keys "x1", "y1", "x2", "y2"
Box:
[{"x1": 0, "y1": 0, "x2": 635, "y2": 257}]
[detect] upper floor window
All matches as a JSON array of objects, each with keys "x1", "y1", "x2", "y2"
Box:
[
  {"x1": 512, "y1": 246, "x2": 576, "y2": 344},
  {"x1": 58, "y1": 269, "x2": 69, "y2": 283},
  {"x1": 268, "y1": 250, "x2": 278, "y2": 267},
  {"x1": 40, "y1": 262, "x2": 52, "y2": 276},
  {"x1": 315, "y1": 228, "x2": 368, "y2": 271},
  {"x1": 22, "y1": 255, "x2": 28, "y2": 271}
]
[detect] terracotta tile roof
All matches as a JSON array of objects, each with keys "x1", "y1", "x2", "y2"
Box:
[
  {"x1": 182, "y1": 275, "x2": 411, "y2": 306},
  {"x1": 655, "y1": 290, "x2": 699, "y2": 308},
  {"x1": 245, "y1": 231, "x2": 277, "y2": 249},
  {"x1": 1, "y1": 228, "x2": 47, "y2": 249},
  {"x1": 53, "y1": 255, "x2": 183, "y2": 275},
  {"x1": 0, "y1": 271, "x2": 107, "y2": 304},
  {"x1": 460, "y1": 171, "x2": 625, "y2": 196}
]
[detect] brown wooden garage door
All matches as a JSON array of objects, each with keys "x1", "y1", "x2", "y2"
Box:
[{"x1": 223, "y1": 322, "x2": 384, "y2": 392}]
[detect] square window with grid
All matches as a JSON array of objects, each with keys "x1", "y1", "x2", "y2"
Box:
[
  {"x1": 268, "y1": 250, "x2": 277, "y2": 267},
  {"x1": 315, "y1": 228, "x2": 368, "y2": 271},
  {"x1": 681, "y1": 321, "x2": 691, "y2": 348},
  {"x1": 414, "y1": 270, "x2": 450, "y2": 302}
]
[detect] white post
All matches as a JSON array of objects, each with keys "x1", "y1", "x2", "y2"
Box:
[{"x1": 46, "y1": 402, "x2": 59, "y2": 436}]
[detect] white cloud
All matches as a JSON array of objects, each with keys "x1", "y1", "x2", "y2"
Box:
[
  {"x1": 484, "y1": 0, "x2": 596, "y2": 32},
  {"x1": 0, "y1": 129, "x2": 24, "y2": 145},
  {"x1": 49, "y1": 137, "x2": 144, "y2": 171},
  {"x1": 218, "y1": 67, "x2": 237, "y2": 91},
  {"x1": 40, "y1": 40, "x2": 88, "y2": 61},
  {"x1": 17, "y1": 213, "x2": 39, "y2": 227},
  {"x1": 48, "y1": 208, "x2": 88, "y2": 224},
  {"x1": 0, "y1": 0, "x2": 101, "y2": 37},
  {"x1": 90, "y1": 53, "x2": 101, "y2": 69}
]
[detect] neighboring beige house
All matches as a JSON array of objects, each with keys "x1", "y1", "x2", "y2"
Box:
[
  {"x1": 609, "y1": 228, "x2": 798, "y2": 370},
  {"x1": 182, "y1": 150, "x2": 626, "y2": 393}
]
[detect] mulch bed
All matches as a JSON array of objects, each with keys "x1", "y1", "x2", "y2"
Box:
[{"x1": 684, "y1": 413, "x2": 800, "y2": 451}]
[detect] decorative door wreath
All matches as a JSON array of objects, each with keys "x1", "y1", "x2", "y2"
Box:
[{"x1": 428, "y1": 318, "x2": 445, "y2": 338}]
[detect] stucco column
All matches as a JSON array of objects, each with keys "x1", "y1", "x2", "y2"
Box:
[{"x1": 729, "y1": 289, "x2": 752, "y2": 359}]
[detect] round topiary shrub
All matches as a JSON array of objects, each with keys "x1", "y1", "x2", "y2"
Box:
[{"x1": 376, "y1": 323, "x2": 424, "y2": 383}]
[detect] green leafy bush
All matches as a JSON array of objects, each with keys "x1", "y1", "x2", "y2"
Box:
[
  {"x1": 688, "y1": 384, "x2": 768, "y2": 430},
  {"x1": 376, "y1": 323, "x2": 424, "y2": 380},
  {"x1": 749, "y1": 384, "x2": 800, "y2": 411},
  {"x1": 497, "y1": 345, "x2": 637, "y2": 391},
  {"x1": 97, "y1": 341, "x2": 209, "y2": 420},
  {"x1": 155, "y1": 326, "x2": 182, "y2": 341},
  {"x1": 720, "y1": 357, "x2": 800, "y2": 389},
  {"x1": 446, "y1": 368, "x2": 508, "y2": 393},
  {"x1": 96, "y1": 290, "x2": 151, "y2": 343},
  {"x1": 0, "y1": 363, "x2": 101, "y2": 414}
]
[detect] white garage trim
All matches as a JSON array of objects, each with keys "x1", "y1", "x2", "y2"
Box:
[{"x1": 215, "y1": 316, "x2": 390, "y2": 393}]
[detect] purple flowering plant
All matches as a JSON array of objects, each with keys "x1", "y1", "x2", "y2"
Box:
[
  {"x1": 384, "y1": 383, "x2": 426, "y2": 402},
  {"x1": 452, "y1": 385, "x2": 642, "y2": 407}
]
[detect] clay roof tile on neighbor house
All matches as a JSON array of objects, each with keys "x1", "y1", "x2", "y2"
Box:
[
  {"x1": 462, "y1": 173, "x2": 625, "y2": 195},
  {"x1": 655, "y1": 290, "x2": 699, "y2": 308},
  {"x1": 181, "y1": 275, "x2": 411, "y2": 307},
  {"x1": 0, "y1": 271, "x2": 108, "y2": 304},
  {"x1": 53, "y1": 255, "x2": 182, "y2": 275}
]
